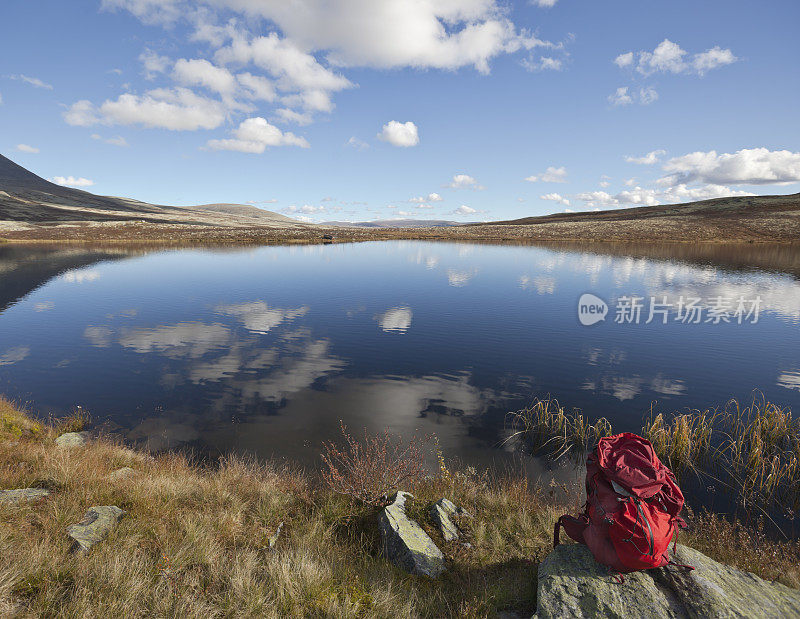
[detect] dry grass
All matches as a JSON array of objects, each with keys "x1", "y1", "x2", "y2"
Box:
[
  {"x1": 506, "y1": 397, "x2": 613, "y2": 460},
  {"x1": 0, "y1": 398, "x2": 565, "y2": 618},
  {"x1": 681, "y1": 509, "x2": 800, "y2": 588},
  {"x1": 512, "y1": 395, "x2": 800, "y2": 517},
  {"x1": 3, "y1": 397, "x2": 799, "y2": 617}
]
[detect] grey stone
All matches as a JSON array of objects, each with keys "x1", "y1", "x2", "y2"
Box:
[
  {"x1": 0, "y1": 487, "x2": 50, "y2": 504},
  {"x1": 378, "y1": 491, "x2": 445, "y2": 578},
  {"x1": 430, "y1": 497, "x2": 471, "y2": 542},
  {"x1": 66, "y1": 506, "x2": 124, "y2": 552},
  {"x1": 108, "y1": 467, "x2": 136, "y2": 480},
  {"x1": 534, "y1": 543, "x2": 800, "y2": 619},
  {"x1": 268, "y1": 521, "x2": 284, "y2": 550},
  {"x1": 55, "y1": 431, "x2": 89, "y2": 447}
]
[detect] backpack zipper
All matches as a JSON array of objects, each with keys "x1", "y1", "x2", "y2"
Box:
[{"x1": 634, "y1": 497, "x2": 655, "y2": 556}]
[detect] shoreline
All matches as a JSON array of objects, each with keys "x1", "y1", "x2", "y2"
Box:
[{"x1": 2, "y1": 221, "x2": 800, "y2": 246}]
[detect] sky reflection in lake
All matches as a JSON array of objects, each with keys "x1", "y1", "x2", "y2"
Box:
[{"x1": 0, "y1": 241, "x2": 799, "y2": 473}]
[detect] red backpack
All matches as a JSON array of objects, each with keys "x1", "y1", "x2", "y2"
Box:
[{"x1": 554, "y1": 432, "x2": 688, "y2": 573}]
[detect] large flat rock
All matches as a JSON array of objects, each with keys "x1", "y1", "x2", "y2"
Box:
[
  {"x1": 378, "y1": 491, "x2": 445, "y2": 578},
  {"x1": 535, "y1": 543, "x2": 800, "y2": 618}
]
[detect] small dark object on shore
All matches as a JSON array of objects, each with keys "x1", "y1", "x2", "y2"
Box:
[{"x1": 322, "y1": 234, "x2": 334, "y2": 242}]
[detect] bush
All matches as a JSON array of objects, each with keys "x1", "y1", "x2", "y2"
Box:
[{"x1": 320, "y1": 422, "x2": 425, "y2": 506}]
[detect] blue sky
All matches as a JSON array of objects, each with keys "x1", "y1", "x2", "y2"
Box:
[{"x1": 1, "y1": 0, "x2": 799, "y2": 222}]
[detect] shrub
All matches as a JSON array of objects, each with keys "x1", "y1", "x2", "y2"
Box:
[{"x1": 320, "y1": 422, "x2": 425, "y2": 506}]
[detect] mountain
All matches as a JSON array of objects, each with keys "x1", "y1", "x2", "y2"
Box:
[
  {"x1": 0, "y1": 153, "x2": 302, "y2": 227},
  {"x1": 320, "y1": 219, "x2": 464, "y2": 228}
]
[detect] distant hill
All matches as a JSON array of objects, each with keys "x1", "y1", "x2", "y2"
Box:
[
  {"x1": 321, "y1": 219, "x2": 464, "y2": 228},
  {"x1": 486, "y1": 193, "x2": 800, "y2": 226},
  {"x1": 189, "y1": 203, "x2": 297, "y2": 223},
  {"x1": 0, "y1": 153, "x2": 303, "y2": 227}
]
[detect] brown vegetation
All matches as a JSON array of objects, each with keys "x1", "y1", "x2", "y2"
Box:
[{"x1": 2, "y1": 396, "x2": 799, "y2": 616}]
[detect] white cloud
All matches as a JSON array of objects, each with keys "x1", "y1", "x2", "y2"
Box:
[
  {"x1": 346, "y1": 136, "x2": 369, "y2": 150},
  {"x1": 139, "y1": 48, "x2": 171, "y2": 79},
  {"x1": 91, "y1": 134, "x2": 129, "y2": 146},
  {"x1": 102, "y1": 0, "x2": 183, "y2": 25},
  {"x1": 525, "y1": 166, "x2": 567, "y2": 183},
  {"x1": 104, "y1": 0, "x2": 559, "y2": 136},
  {"x1": 62, "y1": 100, "x2": 100, "y2": 127},
  {"x1": 173, "y1": 58, "x2": 237, "y2": 95},
  {"x1": 215, "y1": 32, "x2": 352, "y2": 109},
  {"x1": 208, "y1": 1, "x2": 554, "y2": 74},
  {"x1": 617, "y1": 39, "x2": 738, "y2": 77},
  {"x1": 50, "y1": 176, "x2": 95, "y2": 187},
  {"x1": 608, "y1": 86, "x2": 632, "y2": 106},
  {"x1": 614, "y1": 52, "x2": 634, "y2": 68},
  {"x1": 450, "y1": 205, "x2": 477, "y2": 216},
  {"x1": 576, "y1": 183, "x2": 754, "y2": 208},
  {"x1": 65, "y1": 88, "x2": 227, "y2": 130},
  {"x1": 207, "y1": 116, "x2": 309, "y2": 152},
  {"x1": 608, "y1": 86, "x2": 657, "y2": 106},
  {"x1": 692, "y1": 47, "x2": 738, "y2": 76},
  {"x1": 15, "y1": 144, "x2": 39, "y2": 153},
  {"x1": 0, "y1": 92, "x2": 3, "y2": 104},
  {"x1": 236, "y1": 72, "x2": 277, "y2": 101},
  {"x1": 283, "y1": 204, "x2": 325, "y2": 214},
  {"x1": 540, "y1": 192, "x2": 570, "y2": 206},
  {"x1": 523, "y1": 56, "x2": 562, "y2": 72},
  {"x1": 377, "y1": 120, "x2": 419, "y2": 147},
  {"x1": 660, "y1": 148, "x2": 800, "y2": 186},
  {"x1": 531, "y1": 0, "x2": 558, "y2": 7},
  {"x1": 639, "y1": 86, "x2": 659, "y2": 105},
  {"x1": 599, "y1": 180, "x2": 610, "y2": 188},
  {"x1": 446, "y1": 174, "x2": 484, "y2": 189},
  {"x1": 273, "y1": 108, "x2": 312, "y2": 125},
  {"x1": 10, "y1": 74, "x2": 53, "y2": 90},
  {"x1": 410, "y1": 192, "x2": 443, "y2": 203},
  {"x1": 625, "y1": 149, "x2": 666, "y2": 165}
]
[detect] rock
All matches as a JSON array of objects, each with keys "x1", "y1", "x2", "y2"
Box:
[
  {"x1": 55, "y1": 431, "x2": 89, "y2": 447},
  {"x1": 0, "y1": 487, "x2": 50, "y2": 503},
  {"x1": 378, "y1": 491, "x2": 445, "y2": 578},
  {"x1": 66, "y1": 506, "x2": 124, "y2": 552},
  {"x1": 268, "y1": 521, "x2": 284, "y2": 549},
  {"x1": 430, "y1": 497, "x2": 471, "y2": 542},
  {"x1": 108, "y1": 467, "x2": 136, "y2": 480},
  {"x1": 534, "y1": 543, "x2": 800, "y2": 619}
]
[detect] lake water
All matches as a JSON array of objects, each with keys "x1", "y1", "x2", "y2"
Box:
[{"x1": 1, "y1": 241, "x2": 799, "y2": 479}]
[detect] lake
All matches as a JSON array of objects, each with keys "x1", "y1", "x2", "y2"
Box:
[{"x1": 1, "y1": 241, "x2": 799, "y2": 479}]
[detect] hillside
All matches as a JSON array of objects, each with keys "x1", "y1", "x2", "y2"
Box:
[
  {"x1": 488, "y1": 192, "x2": 800, "y2": 226},
  {"x1": 321, "y1": 219, "x2": 463, "y2": 228},
  {"x1": 0, "y1": 153, "x2": 303, "y2": 228}
]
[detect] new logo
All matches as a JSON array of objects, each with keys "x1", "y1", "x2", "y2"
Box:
[{"x1": 578, "y1": 293, "x2": 608, "y2": 326}]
